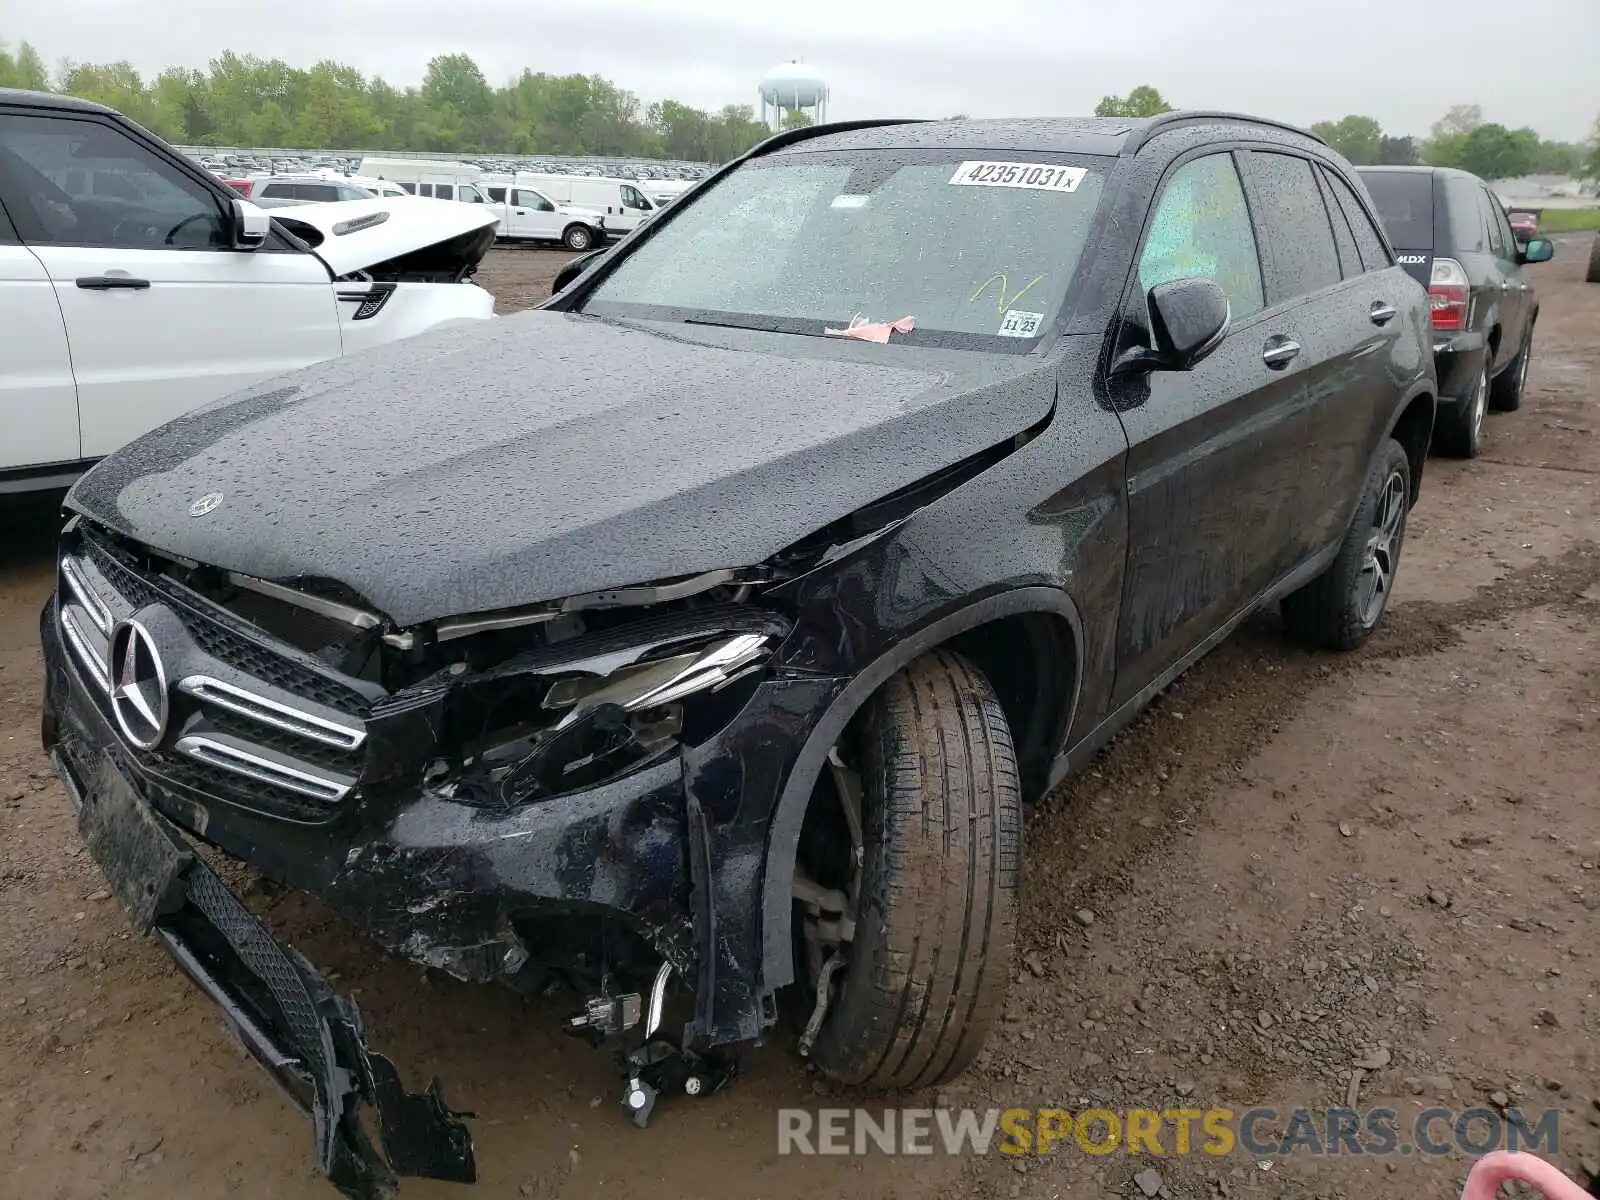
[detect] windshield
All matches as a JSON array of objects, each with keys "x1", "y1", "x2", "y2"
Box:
[{"x1": 583, "y1": 149, "x2": 1108, "y2": 349}]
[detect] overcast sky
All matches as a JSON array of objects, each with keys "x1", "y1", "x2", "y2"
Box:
[{"x1": 12, "y1": 0, "x2": 1599, "y2": 141}]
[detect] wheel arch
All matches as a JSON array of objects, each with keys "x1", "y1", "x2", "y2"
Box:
[
  {"x1": 758, "y1": 587, "x2": 1084, "y2": 995},
  {"x1": 1388, "y1": 383, "x2": 1436, "y2": 505}
]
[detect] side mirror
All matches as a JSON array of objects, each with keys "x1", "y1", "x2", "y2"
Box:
[
  {"x1": 552, "y1": 249, "x2": 604, "y2": 296},
  {"x1": 229, "y1": 197, "x2": 270, "y2": 251},
  {"x1": 1147, "y1": 277, "x2": 1230, "y2": 369},
  {"x1": 1520, "y1": 238, "x2": 1554, "y2": 264}
]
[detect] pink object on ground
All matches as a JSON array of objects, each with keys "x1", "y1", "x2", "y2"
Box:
[
  {"x1": 823, "y1": 315, "x2": 916, "y2": 343},
  {"x1": 1460, "y1": 1151, "x2": 1592, "y2": 1200}
]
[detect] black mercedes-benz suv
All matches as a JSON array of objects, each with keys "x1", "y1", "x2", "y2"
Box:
[
  {"x1": 41, "y1": 113, "x2": 1436, "y2": 1197},
  {"x1": 1357, "y1": 165, "x2": 1555, "y2": 459}
]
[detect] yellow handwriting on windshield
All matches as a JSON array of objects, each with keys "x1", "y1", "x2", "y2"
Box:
[{"x1": 969, "y1": 272, "x2": 1045, "y2": 314}]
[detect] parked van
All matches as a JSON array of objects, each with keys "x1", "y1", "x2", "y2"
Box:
[
  {"x1": 358, "y1": 157, "x2": 486, "y2": 202},
  {"x1": 481, "y1": 174, "x2": 657, "y2": 233},
  {"x1": 642, "y1": 178, "x2": 698, "y2": 206}
]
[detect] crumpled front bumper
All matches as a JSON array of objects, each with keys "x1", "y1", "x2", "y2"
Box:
[{"x1": 44, "y1": 634, "x2": 476, "y2": 1199}]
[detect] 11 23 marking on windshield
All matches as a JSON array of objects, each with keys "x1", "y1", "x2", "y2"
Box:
[
  {"x1": 999, "y1": 310, "x2": 1044, "y2": 337},
  {"x1": 949, "y1": 162, "x2": 1087, "y2": 192}
]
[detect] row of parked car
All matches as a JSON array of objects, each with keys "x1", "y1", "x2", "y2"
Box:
[
  {"x1": 8, "y1": 86, "x2": 1565, "y2": 1198},
  {"x1": 215, "y1": 158, "x2": 690, "y2": 250}
]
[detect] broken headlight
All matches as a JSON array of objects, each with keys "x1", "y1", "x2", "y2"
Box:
[{"x1": 440, "y1": 632, "x2": 772, "y2": 808}]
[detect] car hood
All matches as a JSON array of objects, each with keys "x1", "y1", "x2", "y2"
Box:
[
  {"x1": 66, "y1": 314, "x2": 1057, "y2": 628},
  {"x1": 271, "y1": 197, "x2": 499, "y2": 277}
]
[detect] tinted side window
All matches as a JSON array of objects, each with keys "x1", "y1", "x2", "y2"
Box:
[
  {"x1": 1138, "y1": 152, "x2": 1264, "y2": 321},
  {"x1": 0, "y1": 113, "x2": 228, "y2": 249},
  {"x1": 398, "y1": 181, "x2": 416, "y2": 195},
  {"x1": 1324, "y1": 169, "x2": 1392, "y2": 272},
  {"x1": 1247, "y1": 152, "x2": 1342, "y2": 302},
  {"x1": 1316, "y1": 169, "x2": 1362, "y2": 278},
  {"x1": 257, "y1": 181, "x2": 289, "y2": 199},
  {"x1": 485, "y1": 186, "x2": 506, "y2": 202},
  {"x1": 300, "y1": 183, "x2": 339, "y2": 202},
  {"x1": 1485, "y1": 191, "x2": 1517, "y2": 258},
  {"x1": 433, "y1": 184, "x2": 454, "y2": 201},
  {"x1": 1444, "y1": 177, "x2": 1488, "y2": 253}
]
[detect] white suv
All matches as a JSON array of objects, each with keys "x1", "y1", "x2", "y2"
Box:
[{"x1": 0, "y1": 89, "x2": 498, "y2": 492}]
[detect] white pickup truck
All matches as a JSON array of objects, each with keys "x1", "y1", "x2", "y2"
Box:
[{"x1": 0, "y1": 89, "x2": 499, "y2": 492}]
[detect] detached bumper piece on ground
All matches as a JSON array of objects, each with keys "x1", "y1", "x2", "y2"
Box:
[{"x1": 52, "y1": 743, "x2": 476, "y2": 1200}]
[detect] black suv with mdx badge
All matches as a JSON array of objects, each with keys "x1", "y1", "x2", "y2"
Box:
[
  {"x1": 1357, "y1": 165, "x2": 1555, "y2": 458},
  {"x1": 42, "y1": 113, "x2": 1436, "y2": 1197}
]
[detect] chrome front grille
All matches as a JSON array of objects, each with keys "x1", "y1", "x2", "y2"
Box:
[{"x1": 57, "y1": 534, "x2": 370, "y2": 823}]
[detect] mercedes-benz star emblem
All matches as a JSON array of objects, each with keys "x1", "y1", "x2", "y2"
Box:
[
  {"x1": 109, "y1": 619, "x2": 169, "y2": 750},
  {"x1": 189, "y1": 492, "x2": 223, "y2": 517}
]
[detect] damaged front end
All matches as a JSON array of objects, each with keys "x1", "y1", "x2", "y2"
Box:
[
  {"x1": 40, "y1": 409, "x2": 1042, "y2": 1190},
  {"x1": 40, "y1": 517, "x2": 838, "y2": 1186},
  {"x1": 51, "y1": 741, "x2": 475, "y2": 1199}
]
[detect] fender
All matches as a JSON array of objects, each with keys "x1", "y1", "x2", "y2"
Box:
[
  {"x1": 756, "y1": 585, "x2": 1086, "y2": 995},
  {"x1": 1372, "y1": 375, "x2": 1436, "y2": 502}
]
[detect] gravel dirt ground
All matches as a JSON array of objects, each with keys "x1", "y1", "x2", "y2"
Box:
[{"x1": 1, "y1": 241, "x2": 1596, "y2": 1200}]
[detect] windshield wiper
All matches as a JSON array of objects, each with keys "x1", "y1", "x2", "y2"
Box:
[{"x1": 681, "y1": 314, "x2": 825, "y2": 337}]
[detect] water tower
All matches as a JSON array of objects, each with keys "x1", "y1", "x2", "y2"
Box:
[{"x1": 760, "y1": 61, "x2": 829, "y2": 130}]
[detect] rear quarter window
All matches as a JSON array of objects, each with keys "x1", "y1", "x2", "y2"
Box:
[
  {"x1": 1443, "y1": 177, "x2": 1488, "y2": 253},
  {"x1": 1360, "y1": 172, "x2": 1434, "y2": 250}
]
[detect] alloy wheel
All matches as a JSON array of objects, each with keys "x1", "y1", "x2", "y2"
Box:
[
  {"x1": 1470, "y1": 364, "x2": 1489, "y2": 447},
  {"x1": 1357, "y1": 470, "x2": 1406, "y2": 627}
]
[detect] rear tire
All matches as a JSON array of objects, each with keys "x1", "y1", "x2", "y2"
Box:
[
  {"x1": 1433, "y1": 355, "x2": 1489, "y2": 459},
  {"x1": 1587, "y1": 235, "x2": 1600, "y2": 284},
  {"x1": 1281, "y1": 438, "x2": 1411, "y2": 651},
  {"x1": 1489, "y1": 323, "x2": 1533, "y2": 413},
  {"x1": 807, "y1": 650, "x2": 1021, "y2": 1090},
  {"x1": 562, "y1": 224, "x2": 594, "y2": 251}
]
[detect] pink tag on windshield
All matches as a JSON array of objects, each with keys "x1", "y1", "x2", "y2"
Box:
[{"x1": 824, "y1": 315, "x2": 916, "y2": 343}]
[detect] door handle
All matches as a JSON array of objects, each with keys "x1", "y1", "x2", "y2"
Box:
[
  {"x1": 1369, "y1": 301, "x2": 1397, "y2": 325},
  {"x1": 76, "y1": 275, "x2": 150, "y2": 290},
  {"x1": 1262, "y1": 339, "x2": 1301, "y2": 369}
]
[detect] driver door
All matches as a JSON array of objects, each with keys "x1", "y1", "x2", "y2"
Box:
[
  {"x1": 0, "y1": 110, "x2": 340, "y2": 458},
  {"x1": 508, "y1": 188, "x2": 561, "y2": 241}
]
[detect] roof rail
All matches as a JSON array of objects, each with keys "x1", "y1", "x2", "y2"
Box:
[
  {"x1": 1127, "y1": 110, "x2": 1327, "y2": 152},
  {"x1": 745, "y1": 117, "x2": 932, "y2": 161}
]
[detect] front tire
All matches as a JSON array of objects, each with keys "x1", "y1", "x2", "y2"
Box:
[
  {"x1": 807, "y1": 650, "x2": 1021, "y2": 1090},
  {"x1": 1434, "y1": 355, "x2": 1489, "y2": 459},
  {"x1": 1586, "y1": 235, "x2": 1600, "y2": 284},
  {"x1": 562, "y1": 224, "x2": 594, "y2": 251},
  {"x1": 1281, "y1": 438, "x2": 1411, "y2": 651}
]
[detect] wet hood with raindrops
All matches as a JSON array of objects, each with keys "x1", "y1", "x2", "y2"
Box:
[{"x1": 64, "y1": 308, "x2": 1057, "y2": 626}]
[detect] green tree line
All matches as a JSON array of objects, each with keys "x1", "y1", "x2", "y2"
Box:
[
  {"x1": 2, "y1": 40, "x2": 775, "y2": 162},
  {"x1": 6, "y1": 45, "x2": 1597, "y2": 177},
  {"x1": 1096, "y1": 87, "x2": 1596, "y2": 181}
]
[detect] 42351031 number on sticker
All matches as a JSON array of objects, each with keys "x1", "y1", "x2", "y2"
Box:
[{"x1": 949, "y1": 162, "x2": 1087, "y2": 192}]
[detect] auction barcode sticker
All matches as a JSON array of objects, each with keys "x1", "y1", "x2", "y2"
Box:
[{"x1": 949, "y1": 162, "x2": 1086, "y2": 192}]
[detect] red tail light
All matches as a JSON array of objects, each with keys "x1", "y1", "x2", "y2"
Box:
[
  {"x1": 1428, "y1": 257, "x2": 1469, "y2": 332},
  {"x1": 224, "y1": 178, "x2": 254, "y2": 197}
]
